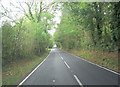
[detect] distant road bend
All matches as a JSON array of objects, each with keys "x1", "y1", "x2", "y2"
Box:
[{"x1": 18, "y1": 48, "x2": 119, "y2": 87}]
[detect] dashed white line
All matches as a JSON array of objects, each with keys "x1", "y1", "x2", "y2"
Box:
[
  {"x1": 62, "y1": 50, "x2": 120, "y2": 76},
  {"x1": 17, "y1": 51, "x2": 51, "y2": 87},
  {"x1": 59, "y1": 53, "x2": 64, "y2": 60},
  {"x1": 61, "y1": 57, "x2": 63, "y2": 60},
  {"x1": 64, "y1": 61, "x2": 70, "y2": 69},
  {"x1": 74, "y1": 75, "x2": 83, "y2": 87}
]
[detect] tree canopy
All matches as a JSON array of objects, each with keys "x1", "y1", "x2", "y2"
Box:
[
  {"x1": 54, "y1": 2, "x2": 119, "y2": 52},
  {"x1": 1, "y1": 1, "x2": 58, "y2": 65}
]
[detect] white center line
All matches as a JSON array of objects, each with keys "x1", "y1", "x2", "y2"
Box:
[
  {"x1": 64, "y1": 61, "x2": 70, "y2": 69},
  {"x1": 61, "y1": 57, "x2": 63, "y2": 60},
  {"x1": 66, "y1": 51, "x2": 120, "y2": 75},
  {"x1": 74, "y1": 75, "x2": 83, "y2": 87}
]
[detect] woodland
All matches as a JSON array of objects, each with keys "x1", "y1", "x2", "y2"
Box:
[{"x1": 54, "y1": 2, "x2": 119, "y2": 52}]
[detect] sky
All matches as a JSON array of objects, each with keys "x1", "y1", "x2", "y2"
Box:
[
  {"x1": 48, "y1": 10, "x2": 62, "y2": 36},
  {"x1": 0, "y1": 0, "x2": 62, "y2": 36}
]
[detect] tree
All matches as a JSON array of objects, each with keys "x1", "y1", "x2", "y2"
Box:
[
  {"x1": 1, "y1": 0, "x2": 57, "y2": 65},
  {"x1": 54, "y1": 2, "x2": 119, "y2": 52}
]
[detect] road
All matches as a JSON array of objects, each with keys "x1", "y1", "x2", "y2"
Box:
[{"x1": 18, "y1": 48, "x2": 119, "y2": 87}]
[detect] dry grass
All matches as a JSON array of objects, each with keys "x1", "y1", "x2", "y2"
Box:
[
  {"x1": 64, "y1": 48, "x2": 119, "y2": 72},
  {"x1": 2, "y1": 51, "x2": 50, "y2": 85}
]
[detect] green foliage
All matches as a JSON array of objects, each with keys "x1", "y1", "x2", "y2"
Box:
[
  {"x1": 54, "y1": 2, "x2": 119, "y2": 52},
  {"x1": 2, "y1": 11, "x2": 54, "y2": 65}
]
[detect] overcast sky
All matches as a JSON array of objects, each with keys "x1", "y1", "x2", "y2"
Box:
[{"x1": 0, "y1": 0, "x2": 62, "y2": 36}]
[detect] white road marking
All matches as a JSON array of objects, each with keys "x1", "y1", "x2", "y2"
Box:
[
  {"x1": 59, "y1": 53, "x2": 64, "y2": 60},
  {"x1": 17, "y1": 51, "x2": 51, "y2": 87},
  {"x1": 76, "y1": 56, "x2": 120, "y2": 76},
  {"x1": 63, "y1": 50, "x2": 120, "y2": 76},
  {"x1": 74, "y1": 75, "x2": 83, "y2": 87},
  {"x1": 61, "y1": 57, "x2": 63, "y2": 60},
  {"x1": 64, "y1": 61, "x2": 70, "y2": 69},
  {"x1": 84, "y1": 59, "x2": 120, "y2": 75},
  {"x1": 53, "y1": 80, "x2": 55, "y2": 82}
]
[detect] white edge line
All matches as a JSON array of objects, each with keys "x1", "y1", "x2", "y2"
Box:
[
  {"x1": 67, "y1": 51, "x2": 120, "y2": 76},
  {"x1": 59, "y1": 49, "x2": 120, "y2": 75},
  {"x1": 74, "y1": 75, "x2": 83, "y2": 87},
  {"x1": 64, "y1": 61, "x2": 70, "y2": 69},
  {"x1": 82, "y1": 58, "x2": 120, "y2": 75},
  {"x1": 17, "y1": 51, "x2": 51, "y2": 87}
]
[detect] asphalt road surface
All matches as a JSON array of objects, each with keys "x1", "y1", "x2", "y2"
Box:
[{"x1": 19, "y1": 48, "x2": 119, "y2": 87}]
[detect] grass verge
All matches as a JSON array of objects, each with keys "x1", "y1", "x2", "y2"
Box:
[
  {"x1": 2, "y1": 50, "x2": 50, "y2": 85},
  {"x1": 63, "y1": 48, "x2": 119, "y2": 72}
]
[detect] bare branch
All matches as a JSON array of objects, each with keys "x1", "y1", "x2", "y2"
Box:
[
  {"x1": 18, "y1": 2, "x2": 26, "y2": 13},
  {"x1": 37, "y1": 1, "x2": 42, "y2": 23},
  {"x1": 30, "y1": 0, "x2": 34, "y2": 7},
  {"x1": 26, "y1": 2, "x2": 34, "y2": 20}
]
